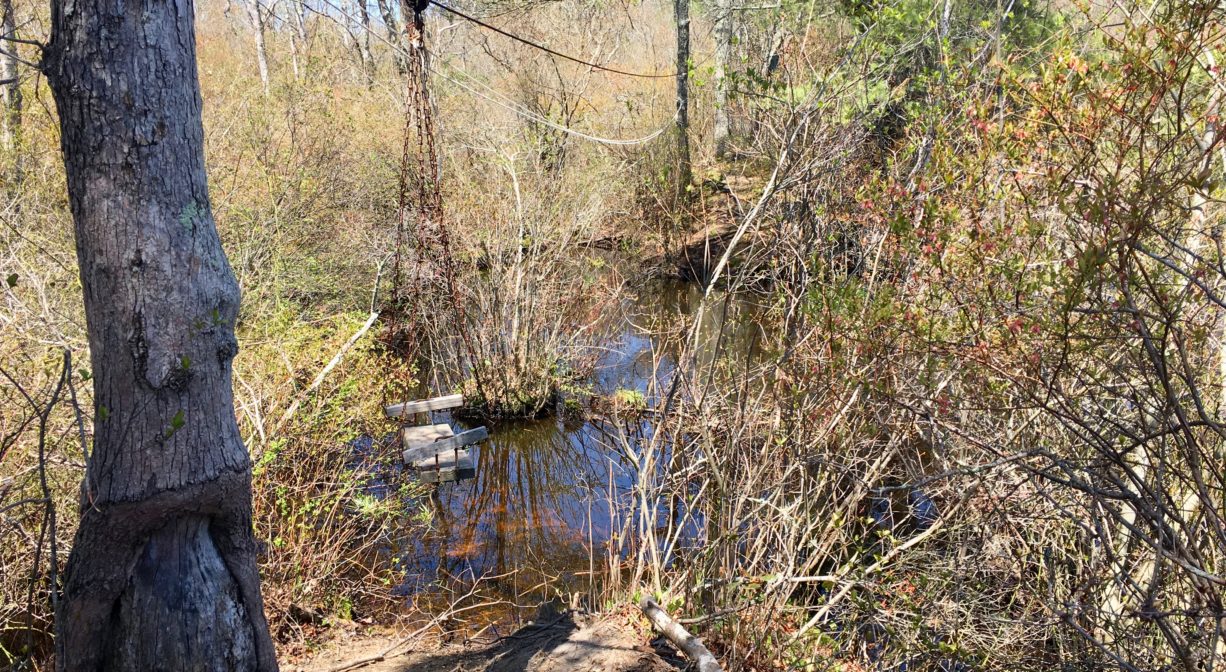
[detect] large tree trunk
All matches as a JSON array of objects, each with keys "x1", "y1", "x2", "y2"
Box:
[
  {"x1": 674, "y1": 0, "x2": 692, "y2": 198},
  {"x1": 712, "y1": 0, "x2": 731, "y2": 159},
  {"x1": 44, "y1": 0, "x2": 277, "y2": 669},
  {"x1": 247, "y1": 0, "x2": 271, "y2": 95},
  {"x1": 376, "y1": 0, "x2": 407, "y2": 75},
  {"x1": 1, "y1": 0, "x2": 22, "y2": 169}
]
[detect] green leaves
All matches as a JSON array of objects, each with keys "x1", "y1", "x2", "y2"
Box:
[
  {"x1": 5, "y1": 273, "x2": 17, "y2": 288},
  {"x1": 165, "y1": 409, "x2": 186, "y2": 438}
]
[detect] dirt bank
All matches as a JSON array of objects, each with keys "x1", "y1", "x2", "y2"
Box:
[{"x1": 292, "y1": 610, "x2": 684, "y2": 672}]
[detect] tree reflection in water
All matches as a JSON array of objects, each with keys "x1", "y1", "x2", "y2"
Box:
[
  {"x1": 400, "y1": 416, "x2": 630, "y2": 623},
  {"x1": 393, "y1": 279, "x2": 769, "y2": 628}
]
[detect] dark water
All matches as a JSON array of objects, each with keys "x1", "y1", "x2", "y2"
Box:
[{"x1": 386, "y1": 279, "x2": 771, "y2": 628}]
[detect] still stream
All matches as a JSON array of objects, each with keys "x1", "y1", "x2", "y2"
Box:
[{"x1": 374, "y1": 279, "x2": 769, "y2": 629}]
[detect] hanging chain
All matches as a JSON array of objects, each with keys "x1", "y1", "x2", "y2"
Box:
[{"x1": 385, "y1": 5, "x2": 484, "y2": 397}]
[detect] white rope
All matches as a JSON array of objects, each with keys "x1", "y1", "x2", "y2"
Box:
[{"x1": 309, "y1": 0, "x2": 675, "y2": 147}]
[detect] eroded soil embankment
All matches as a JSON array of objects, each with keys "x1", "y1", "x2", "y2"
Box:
[{"x1": 295, "y1": 610, "x2": 683, "y2": 672}]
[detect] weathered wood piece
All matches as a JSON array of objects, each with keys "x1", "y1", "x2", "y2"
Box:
[
  {"x1": 401, "y1": 426, "x2": 489, "y2": 464},
  {"x1": 417, "y1": 449, "x2": 476, "y2": 483},
  {"x1": 421, "y1": 465, "x2": 475, "y2": 484},
  {"x1": 639, "y1": 598, "x2": 723, "y2": 672},
  {"x1": 384, "y1": 393, "x2": 463, "y2": 418},
  {"x1": 401, "y1": 424, "x2": 454, "y2": 450}
]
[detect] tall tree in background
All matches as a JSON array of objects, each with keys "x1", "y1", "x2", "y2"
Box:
[
  {"x1": 247, "y1": 0, "x2": 271, "y2": 94},
  {"x1": 712, "y1": 0, "x2": 732, "y2": 159},
  {"x1": 44, "y1": 0, "x2": 277, "y2": 668},
  {"x1": 674, "y1": 0, "x2": 692, "y2": 197},
  {"x1": 293, "y1": 0, "x2": 309, "y2": 45},
  {"x1": 1, "y1": 0, "x2": 21, "y2": 168},
  {"x1": 287, "y1": 0, "x2": 309, "y2": 79},
  {"x1": 352, "y1": 0, "x2": 373, "y2": 84},
  {"x1": 376, "y1": 0, "x2": 407, "y2": 74}
]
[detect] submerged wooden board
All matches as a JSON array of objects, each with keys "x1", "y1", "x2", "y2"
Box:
[
  {"x1": 417, "y1": 449, "x2": 476, "y2": 483},
  {"x1": 401, "y1": 426, "x2": 489, "y2": 464},
  {"x1": 421, "y1": 465, "x2": 476, "y2": 484},
  {"x1": 401, "y1": 424, "x2": 454, "y2": 450},
  {"x1": 414, "y1": 447, "x2": 471, "y2": 470},
  {"x1": 384, "y1": 393, "x2": 464, "y2": 418}
]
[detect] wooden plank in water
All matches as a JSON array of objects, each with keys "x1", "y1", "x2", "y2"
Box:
[
  {"x1": 401, "y1": 426, "x2": 489, "y2": 464},
  {"x1": 384, "y1": 393, "x2": 464, "y2": 418},
  {"x1": 401, "y1": 424, "x2": 454, "y2": 450},
  {"x1": 417, "y1": 449, "x2": 476, "y2": 483},
  {"x1": 415, "y1": 448, "x2": 470, "y2": 471}
]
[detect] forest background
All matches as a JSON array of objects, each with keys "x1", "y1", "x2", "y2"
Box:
[{"x1": 4, "y1": 0, "x2": 1226, "y2": 669}]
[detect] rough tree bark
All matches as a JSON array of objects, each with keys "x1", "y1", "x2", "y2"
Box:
[
  {"x1": 1, "y1": 0, "x2": 22, "y2": 163},
  {"x1": 674, "y1": 0, "x2": 692, "y2": 198},
  {"x1": 376, "y1": 0, "x2": 407, "y2": 74},
  {"x1": 247, "y1": 0, "x2": 271, "y2": 95},
  {"x1": 44, "y1": 0, "x2": 277, "y2": 669},
  {"x1": 712, "y1": 0, "x2": 732, "y2": 159}
]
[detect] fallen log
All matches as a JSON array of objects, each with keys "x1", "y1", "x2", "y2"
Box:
[{"x1": 638, "y1": 598, "x2": 723, "y2": 672}]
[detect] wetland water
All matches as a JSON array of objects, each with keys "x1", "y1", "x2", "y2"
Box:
[{"x1": 385, "y1": 279, "x2": 769, "y2": 628}]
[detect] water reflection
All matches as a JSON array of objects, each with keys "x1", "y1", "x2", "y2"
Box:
[
  {"x1": 390, "y1": 279, "x2": 771, "y2": 625},
  {"x1": 399, "y1": 416, "x2": 628, "y2": 618}
]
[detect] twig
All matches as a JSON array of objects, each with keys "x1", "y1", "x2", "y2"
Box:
[
  {"x1": 787, "y1": 487, "x2": 975, "y2": 646},
  {"x1": 65, "y1": 352, "x2": 94, "y2": 508},
  {"x1": 0, "y1": 33, "x2": 45, "y2": 48},
  {"x1": 0, "y1": 497, "x2": 47, "y2": 516},
  {"x1": 321, "y1": 620, "x2": 437, "y2": 672},
  {"x1": 2, "y1": 352, "x2": 69, "y2": 657},
  {"x1": 0, "y1": 46, "x2": 40, "y2": 70},
  {"x1": 322, "y1": 596, "x2": 508, "y2": 672},
  {"x1": 678, "y1": 602, "x2": 754, "y2": 625}
]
